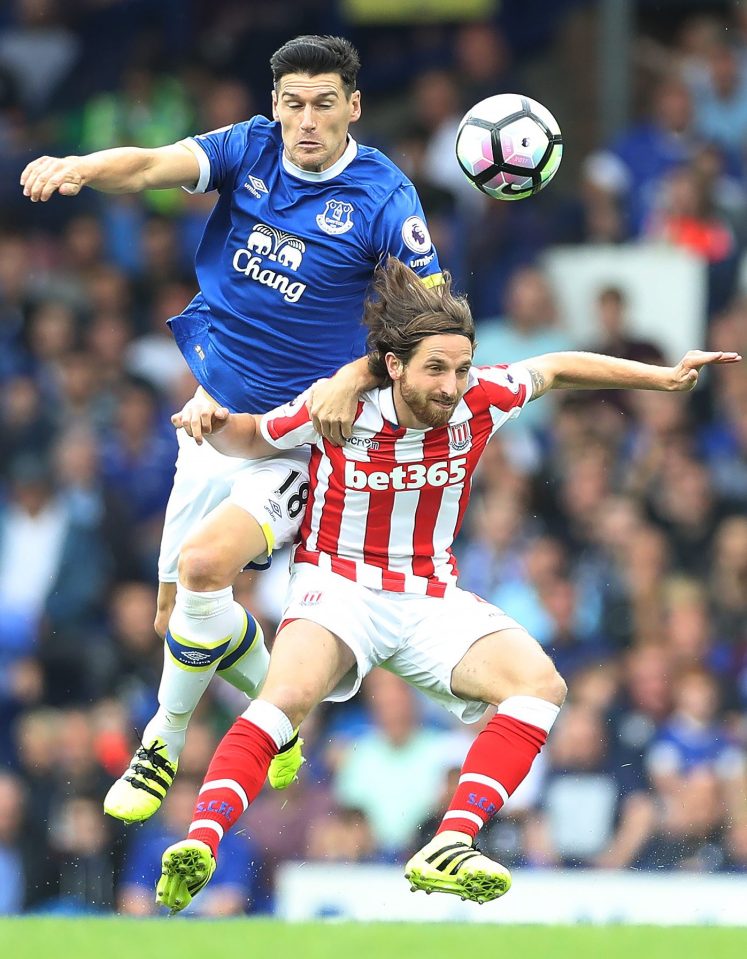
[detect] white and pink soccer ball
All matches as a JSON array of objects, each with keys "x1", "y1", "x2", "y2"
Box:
[{"x1": 455, "y1": 93, "x2": 563, "y2": 201}]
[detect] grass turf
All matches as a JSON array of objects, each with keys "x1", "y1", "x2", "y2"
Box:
[{"x1": 2, "y1": 919, "x2": 747, "y2": 959}]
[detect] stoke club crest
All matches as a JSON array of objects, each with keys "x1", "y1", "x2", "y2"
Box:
[
  {"x1": 448, "y1": 422, "x2": 471, "y2": 452},
  {"x1": 316, "y1": 199, "x2": 355, "y2": 236}
]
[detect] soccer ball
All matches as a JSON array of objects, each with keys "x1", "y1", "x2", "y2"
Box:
[{"x1": 455, "y1": 93, "x2": 563, "y2": 201}]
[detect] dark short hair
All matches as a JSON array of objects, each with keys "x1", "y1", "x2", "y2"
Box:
[
  {"x1": 270, "y1": 35, "x2": 361, "y2": 96},
  {"x1": 364, "y1": 258, "x2": 475, "y2": 383}
]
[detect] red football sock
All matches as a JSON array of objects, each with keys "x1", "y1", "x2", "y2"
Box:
[
  {"x1": 436, "y1": 713, "x2": 549, "y2": 841},
  {"x1": 187, "y1": 717, "x2": 278, "y2": 857}
]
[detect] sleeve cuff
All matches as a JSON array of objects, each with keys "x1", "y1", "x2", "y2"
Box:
[
  {"x1": 179, "y1": 138, "x2": 210, "y2": 194},
  {"x1": 511, "y1": 363, "x2": 535, "y2": 403},
  {"x1": 258, "y1": 415, "x2": 276, "y2": 446}
]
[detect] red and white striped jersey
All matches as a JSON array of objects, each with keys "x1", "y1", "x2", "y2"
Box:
[{"x1": 260, "y1": 364, "x2": 532, "y2": 596}]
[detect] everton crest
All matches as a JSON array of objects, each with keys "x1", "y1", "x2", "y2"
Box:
[{"x1": 316, "y1": 199, "x2": 354, "y2": 236}]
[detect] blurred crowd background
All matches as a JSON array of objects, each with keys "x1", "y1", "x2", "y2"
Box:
[{"x1": 2, "y1": 0, "x2": 747, "y2": 918}]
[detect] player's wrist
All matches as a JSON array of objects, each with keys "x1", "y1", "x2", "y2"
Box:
[{"x1": 341, "y1": 356, "x2": 377, "y2": 392}]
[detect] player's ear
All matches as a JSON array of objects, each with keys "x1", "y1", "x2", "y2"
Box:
[
  {"x1": 271, "y1": 88, "x2": 280, "y2": 121},
  {"x1": 349, "y1": 90, "x2": 361, "y2": 124},
  {"x1": 385, "y1": 352, "x2": 402, "y2": 381}
]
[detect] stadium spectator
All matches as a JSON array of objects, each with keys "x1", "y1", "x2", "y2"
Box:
[
  {"x1": 46, "y1": 795, "x2": 117, "y2": 913},
  {"x1": 707, "y1": 516, "x2": 747, "y2": 645},
  {"x1": 613, "y1": 643, "x2": 673, "y2": 757},
  {"x1": 524, "y1": 702, "x2": 655, "y2": 869},
  {"x1": 473, "y1": 266, "x2": 574, "y2": 437},
  {"x1": 689, "y1": 40, "x2": 747, "y2": 154},
  {"x1": 305, "y1": 805, "x2": 381, "y2": 864},
  {"x1": 588, "y1": 75, "x2": 697, "y2": 235},
  {"x1": 411, "y1": 68, "x2": 477, "y2": 212},
  {"x1": 640, "y1": 766, "x2": 727, "y2": 871},
  {"x1": 645, "y1": 666, "x2": 746, "y2": 807},
  {"x1": 645, "y1": 164, "x2": 738, "y2": 308},
  {"x1": 0, "y1": 772, "x2": 31, "y2": 914},
  {"x1": 0, "y1": 0, "x2": 79, "y2": 116},
  {"x1": 589, "y1": 285, "x2": 665, "y2": 360}
]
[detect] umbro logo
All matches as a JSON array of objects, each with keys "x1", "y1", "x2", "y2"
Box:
[
  {"x1": 245, "y1": 175, "x2": 268, "y2": 198},
  {"x1": 180, "y1": 650, "x2": 211, "y2": 664}
]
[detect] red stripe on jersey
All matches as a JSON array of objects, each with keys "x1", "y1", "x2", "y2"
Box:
[
  {"x1": 314, "y1": 439, "x2": 347, "y2": 556},
  {"x1": 293, "y1": 545, "x2": 319, "y2": 567},
  {"x1": 410, "y1": 426, "x2": 452, "y2": 581},
  {"x1": 361, "y1": 422, "x2": 402, "y2": 572},
  {"x1": 425, "y1": 578, "x2": 447, "y2": 598},
  {"x1": 301, "y1": 400, "x2": 365, "y2": 552},
  {"x1": 455, "y1": 393, "x2": 495, "y2": 539},
  {"x1": 292, "y1": 545, "x2": 356, "y2": 583},
  {"x1": 298, "y1": 445, "x2": 322, "y2": 547},
  {"x1": 382, "y1": 568, "x2": 407, "y2": 591},
  {"x1": 330, "y1": 554, "x2": 358, "y2": 579},
  {"x1": 265, "y1": 400, "x2": 311, "y2": 441}
]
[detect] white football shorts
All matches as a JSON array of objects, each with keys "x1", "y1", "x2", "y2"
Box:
[
  {"x1": 157, "y1": 428, "x2": 310, "y2": 582},
  {"x1": 279, "y1": 564, "x2": 527, "y2": 723}
]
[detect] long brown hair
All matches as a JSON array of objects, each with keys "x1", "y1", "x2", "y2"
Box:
[{"x1": 365, "y1": 257, "x2": 475, "y2": 383}]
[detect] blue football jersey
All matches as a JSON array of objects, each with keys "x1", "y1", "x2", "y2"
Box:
[{"x1": 169, "y1": 116, "x2": 443, "y2": 413}]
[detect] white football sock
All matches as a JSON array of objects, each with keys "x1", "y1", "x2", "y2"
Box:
[
  {"x1": 241, "y1": 699, "x2": 294, "y2": 749},
  {"x1": 218, "y1": 613, "x2": 270, "y2": 698},
  {"x1": 144, "y1": 585, "x2": 243, "y2": 760}
]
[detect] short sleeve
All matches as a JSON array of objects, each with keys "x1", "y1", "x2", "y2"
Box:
[
  {"x1": 180, "y1": 119, "x2": 256, "y2": 194},
  {"x1": 474, "y1": 363, "x2": 533, "y2": 415},
  {"x1": 260, "y1": 391, "x2": 318, "y2": 449},
  {"x1": 368, "y1": 182, "x2": 442, "y2": 284}
]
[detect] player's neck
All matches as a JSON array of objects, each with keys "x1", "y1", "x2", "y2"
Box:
[{"x1": 283, "y1": 136, "x2": 353, "y2": 176}]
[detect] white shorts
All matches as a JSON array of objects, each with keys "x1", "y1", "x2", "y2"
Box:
[
  {"x1": 157, "y1": 429, "x2": 310, "y2": 582},
  {"x1": 280, "y1": 565, "x2": 526, "y2": 723}
]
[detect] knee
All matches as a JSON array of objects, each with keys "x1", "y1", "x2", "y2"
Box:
[
  {"x1": 259, "y1": 683, "x2": 315, "y2": 731},
  {"x1": 178, "y1": 538, "x2": 234, "y2": 591},
  {"x1": 544, "y1": 669, "x2": 568, "y2": 707},
  {"x1": 512, "y1": 660, "x2": 567, "y2": 708}
]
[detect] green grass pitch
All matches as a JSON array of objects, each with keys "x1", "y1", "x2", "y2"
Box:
[{"x1": 2, "y1": 919, "x2": 747, "y2": 959}]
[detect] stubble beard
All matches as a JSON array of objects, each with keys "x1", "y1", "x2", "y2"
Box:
[{"x1": 399, "y1": 379, "x2": 458, "y2": 429}]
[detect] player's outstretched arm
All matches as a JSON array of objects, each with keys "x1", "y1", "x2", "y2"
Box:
[
  {"x1": 517, "y1": 349, "x2": 742, "y2": 399},
  {"x1": 20, "y1": 143, "x2": 200, "y2": 202},
  {"x1": 171, "y1": 403, "x2": 273, "y2": 459}
]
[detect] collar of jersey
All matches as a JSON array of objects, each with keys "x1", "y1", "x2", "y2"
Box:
[{"x1": 282, "y1": 136, "x2": 358, "y2": 182}]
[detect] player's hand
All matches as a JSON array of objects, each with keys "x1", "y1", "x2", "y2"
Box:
[
  {"x1": 171, "y1": 396, "x2": 230, "y2": 445},
  {"x1": 307, "y1": 376, "x2": 357, "y2": 445},
  {"x1": 20, "y1": 155, "x2": 88, "y2": 202},
  {"x1": 668, "y1": 350, "x2": 741, "y2": 391}
]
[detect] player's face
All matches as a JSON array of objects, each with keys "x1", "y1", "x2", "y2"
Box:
[
  {"x1": 272, "y1": 73, "x2": 361, "y2": 173},
  {"x1": 390, "y1": 335, "x2": 473, "y2": 429}
]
